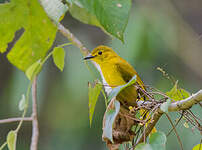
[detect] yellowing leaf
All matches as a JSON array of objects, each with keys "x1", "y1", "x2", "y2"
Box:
[
  {"x1": 166, "y1": 81, "x2": 190, "y2": 101},
  {"x1": 7, "y1": 130, "x2": 17, "y2": 150},
  {"x1": 0, "y1": 0, "x2": 57, "y2": 71},
  {"x1": 52, "y1": 47, "x2": 65, "y2": 71},
  {"x1": 88, "y1": 80, "x2": 102, "y2": 126},
  {"x1": 192, "y1": 144, "x2": 202, "y2": 150},
  {"x1": 25, "y1": 60, "x2": 42, "y2": 80}
]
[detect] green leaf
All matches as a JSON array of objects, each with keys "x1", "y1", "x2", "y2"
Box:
[
  {"x1": 192, "y1": 144, "x2": 202, "y2": 150},
  {"x1": 160, "y1": 99, "x2": 171, "y2": 113},
  {"x1": 135, "y1": 143, "x2": 152, "y2": 150},
  {"x1": 103, "y1": 100, "x2": 120, "y2": 143},
  {"x1": 18, "y1": 94, "x2": 25, "y2": 111},
  {"x1": 7, "y1": 130, "x2": 17, "y2": 150},
  {"x1": 40, "y1": 0, "x2": 68, "y2": 22},
  {"x1": 73, "y1": 0, "x2": 131, "y2": 41},
  {"x1": 149, "y1": 132, "x2": 167, "y2": 150},
  {"x1": 88, "y1": 80, "x2": 102, "y2": 126},
  {"x1": 108, "y1": 75, "x2": 136, "y2": 102},
  {"x1": 52, "y1": 47, "x2": 65, "y2": 71},
  {"x1": 166, "y1": 81, "x2": 190, "y2": 101},
  {"x1": 69, "y1": 3, "x2": 101, "y2": 27},
  {"x1": 0, "y1": 0, "x2": 57, "y2": 71},
  {"x1": 25, "y1": 60, "x2": 42, "y2": 80}
]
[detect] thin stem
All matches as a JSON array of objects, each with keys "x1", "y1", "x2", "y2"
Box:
[
  {"x1": 15, "y1": 80, "x2": 33, "y2": 132},
  {"x1": 0, "y1": 142, "x2": 7, "y2": 150},
  {"x1": 57, "y1": 42, "x2": 72, "y2": 48},
  {"x1": 166, "y1": 114, "x2": 184, "y2": 150},
  {"x1": 30, "y1": 77, "x2": 39, "y2": 150},
  {"x1": 167, "y1": 112, "x2": 183, "y2": 136},
  {"x1": 0, "y1": 117, "x2": 32, "y2": 124}
]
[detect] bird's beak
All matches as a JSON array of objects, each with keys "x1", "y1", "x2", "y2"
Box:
[{"x1": 83, "y1": 55, "x2": 95, "y2": 60}]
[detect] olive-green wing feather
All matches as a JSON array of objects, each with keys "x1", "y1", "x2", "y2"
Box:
[{"x1": 115, "y1": 60, "x2": 145, "y2": 90}]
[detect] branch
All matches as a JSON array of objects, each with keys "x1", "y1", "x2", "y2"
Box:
[
  {"x1": 57, "y1": 23, "x2": 90, "y2": 56},
  {"x1": 0, "y1": 117, "x2": 32, "y2": 124},
  {"x1": 168, "y1": 90, "x2": 202, "y2": 111},
  {"x1": 136, "y1": 90, "x2": 202, "y2": 145},
  {"x1": 136, "y1": 90, "x2": 202, "y2": 112},
  {"x1": 30, "y1": 77, "x2": 39, "y2": 150}
]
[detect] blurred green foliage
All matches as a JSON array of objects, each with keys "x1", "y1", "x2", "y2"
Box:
[{"x1": 0, "y1": 0, "x2": 202, "y2": 150}]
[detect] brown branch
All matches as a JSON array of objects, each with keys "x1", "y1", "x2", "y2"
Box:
[
  {"x1": 30, "y1": 77, "x2": 39, "y2": 150},
  {"x1": 57, "y1": 23, "x2": 90, "y2": 56},
  {"x1": 168, "y1": 90, "x2": 202, "y2": 111},
  {"x1": 0, "y1": 117, "x2": 32, "y2": 124},
  {"x1": 136, "y1": 90, "x2": 202, "y2": 112}
]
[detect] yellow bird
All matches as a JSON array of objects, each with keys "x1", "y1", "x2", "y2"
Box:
[
  {"x1": 84, "y1": 45, "x2": 156, "y2": 134},
  {"x1": 84, "y1": 45, "x2": 146, "y2": 107}
]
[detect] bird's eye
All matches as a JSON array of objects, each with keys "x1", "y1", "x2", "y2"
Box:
[{"x1": 98, "y1": 51, "x2": 102, "y2": 55}]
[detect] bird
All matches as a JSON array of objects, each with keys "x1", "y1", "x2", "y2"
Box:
[
  {"x1": 84, "y1": 45, "x2": 146, "y2": 107},
  {"x1": 84, "y1": 45, "x2": 156, "y2": 141}
]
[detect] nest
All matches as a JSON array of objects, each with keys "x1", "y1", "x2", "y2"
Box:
[{"x1": 102, "y1": 85, "x2": 202, "y2": 150}]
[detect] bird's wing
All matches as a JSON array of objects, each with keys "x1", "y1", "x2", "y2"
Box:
[{"x1": 115, "y1": 61, "x2": 146, "y2": 90}]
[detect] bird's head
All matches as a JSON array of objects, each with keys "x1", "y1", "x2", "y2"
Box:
[{"x1": 84, "y1": 45, "x2": 118, "y2": 64}]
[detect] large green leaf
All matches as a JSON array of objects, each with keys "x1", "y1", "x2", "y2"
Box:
[
  {"x1": 0, "y1": 0, "x2": 57, "y2": 71},
  {"x1": 108, "y1": 75, "x2": 136, "y2": 102},
  {"x1": 71, "y1": 0, "x2": 131, "y2": 41},
  {"x1": 135, "y1": 132, "x2": 167, "y2": 150},
  {"x1": 103, "y1": 100, "x2": 120, "y2": 143},
  {"x1": 69, "y1": 3, "x2": 101, "y2": 27},
  {"x1": 88, "y1": 80, "x2": 102, "y2": 126},
  {"x1": 166, "y1": 81, "x2": 190, "y2": 101}
]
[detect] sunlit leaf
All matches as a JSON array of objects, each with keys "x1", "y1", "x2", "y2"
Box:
[
  {"x1": 108, "y1": 75, "x2": 136, "y2": 102},
  {"x1": 0, "y1": 0, "x2": 57, "y2": 71},
  {"x1": 18, "y1": 94, "x2": 25, "y2": 111},
  {"x1": 192, "y1": 144, "x2": 202, "y2": 150},
  {"x1": 135, "y1": 143, "x2": 152, "y2": 150},
  {"x1": 25, "y1": 60, "x2": 42, "y2": 80},
  {"x1": 40, "y1": 0, "x2": 68, "y2": 22},
  {"x1": 88, "y1": 80, "x2": 102, "y2": 126},
  {"x1": 149, "y1": 131, "x2": 167, "y2": 150},
  {"x1": 166, "y1": 81, "x2": 190, "y2": 101},
  {"x1": 7, "y1": 130, "x2": 17, "y2": 150},
  {"x1": 52, "y1": 47, "x2": 65, "y2": 71},
  {"x1": 103, "y1": 100, "x2": 120, "y2": 143},
  {"x1": 160, "y1": 99, "x2": 171, "y2": 113}
]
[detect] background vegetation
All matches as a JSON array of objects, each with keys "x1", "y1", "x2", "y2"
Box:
[{"x1": 0, "y1": 0, "x2": 201, "y2": 150}]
